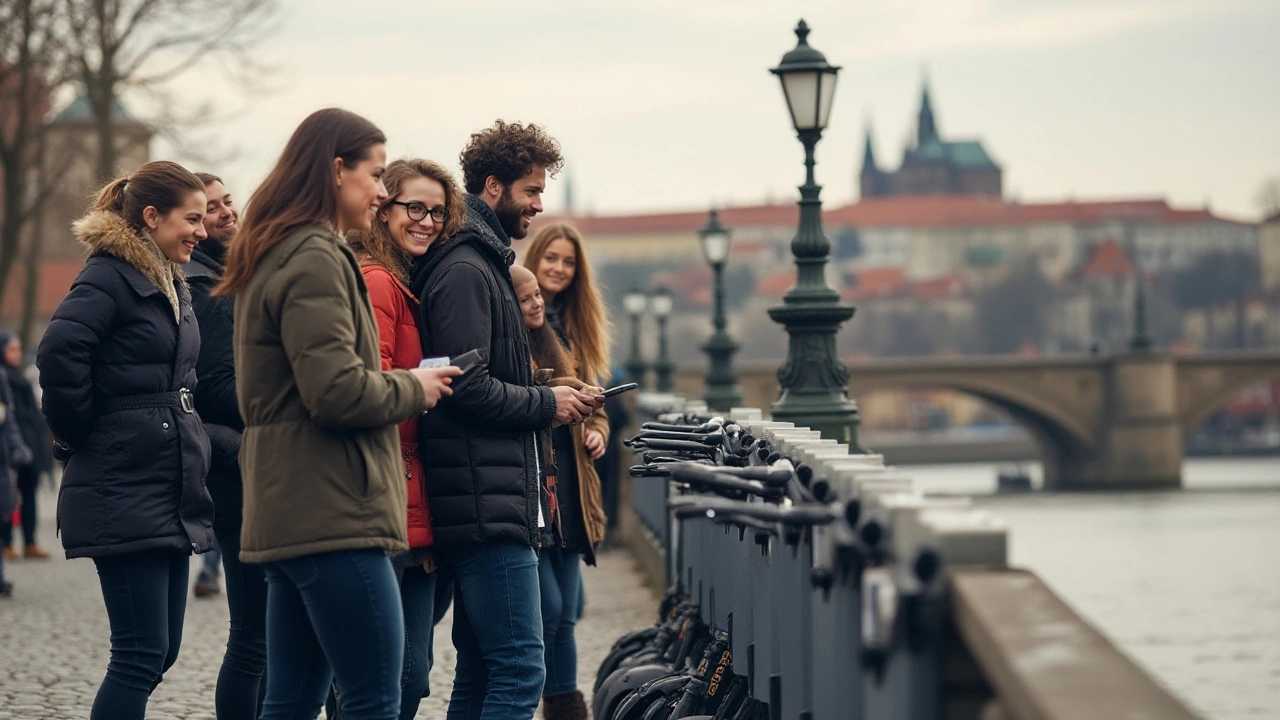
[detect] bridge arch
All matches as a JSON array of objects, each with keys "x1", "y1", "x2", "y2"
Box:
[
  {"x1": 1177, "y1": 357, "x2": 1280, "y2": 436},
  {"x1": 847, "y1": 371, "x2": 1100, "y2": 488}
]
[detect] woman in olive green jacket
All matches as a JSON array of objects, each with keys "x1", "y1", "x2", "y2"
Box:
[{"x1": 216, "y1": 108, "x2": 459, "y2": 720}]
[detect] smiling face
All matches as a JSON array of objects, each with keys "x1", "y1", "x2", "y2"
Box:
[
  {"x1": 516, "y1": 277, "x2": 545, "y2": 329},
  {"x1": 335, "y1": 143, "x2": 388, "y2": 233},
  {"x1": 491, "y1": 164, "x2": 546, "y2": 240},
  {"x1": 202, "y1": 180, "x2": 238, "y2": 244},
  {"x1": 143, "y1": 189, "x2": 207, "y2": 264},
  {"x1": 379, "y1": 175, "x2": 447, "y2": 257},
  {"x1": 536, "y1": 236, "x2": 577, "y2": 301}
]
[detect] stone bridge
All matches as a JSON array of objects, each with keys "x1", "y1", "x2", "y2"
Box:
[{"x1": 674, "y1": 350, "x2": 1280, "y2": 489}]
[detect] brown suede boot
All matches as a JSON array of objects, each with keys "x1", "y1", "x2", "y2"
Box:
[
  {"x1": 22, "y1": 543, "x2": 51, "y2": 560},
  {"x1": 542, "y1": 690, "x2": 589, "y2": 720}
]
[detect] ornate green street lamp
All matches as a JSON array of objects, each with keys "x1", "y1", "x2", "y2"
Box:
[
  {"x1": 768, "y1": 19, "x2": 866, "y2": 450},
  {"x1": 698, "y1": 209, "x2": 743, "y2": 411},
  {"x1": 624, "y1": 286, "x2": 650, "y2": 388},
  {"x1": 650, "y1": 286, "x2": 676, "y2": 392}
]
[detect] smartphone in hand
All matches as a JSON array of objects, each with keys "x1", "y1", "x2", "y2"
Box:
[
  {"x1": 420, "y1": 348, "x2": 486, "y2": 376},
  {"x1": 601, "y1": 382, "x2": 639, "y2": 398}
]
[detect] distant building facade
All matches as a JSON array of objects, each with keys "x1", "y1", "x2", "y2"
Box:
[
  {"x1": 859, "y1": 82, "x2": 1002, "y2": 199},
  {"x1": 0, "y1": 95, "x2": 152, "y2": 328},
  {"x1": 39, "y1": 95, "x2": 153, "y2": 261}
]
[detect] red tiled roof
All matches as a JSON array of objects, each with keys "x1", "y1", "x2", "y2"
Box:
[
  {"x1": 911, "y1": 272, "x2": 967, "y2": 300},
  {"x1": 842, "y1": 267, "x2": 906, "y2": 301},
  {"x1": 755, "y1": 268, "x2": 796, "y2": 296},
  {"x1": 1079, "y1": 239, "x2": 1135, "y2": 278},
  {"x1": 536, "y1": 194, "x2": 1244, "y2": 237}
]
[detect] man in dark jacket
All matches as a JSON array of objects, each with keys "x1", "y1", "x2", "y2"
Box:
[
  {"x1": 187, "y1": 173, "x2": 267, "y2": 716},
  {"x1": 410, "y1": 120, "x2": 600, "y2": 720},
  {"x1": 188, "y1": 174, "x2": 231, "y2": 599}
]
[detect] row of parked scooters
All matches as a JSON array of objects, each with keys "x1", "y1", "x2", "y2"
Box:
[{"x1": 592, "y1": 399, "x2": 1007, "y2": 720}]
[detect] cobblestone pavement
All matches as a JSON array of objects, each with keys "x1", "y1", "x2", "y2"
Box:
[{"x1": 0, "y1": 484, "x2": 658, "y2": 719}]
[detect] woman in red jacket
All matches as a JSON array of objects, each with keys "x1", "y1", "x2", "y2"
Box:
[{"x1": 345, "y1": 157, "x2": 465, "y2": 720}]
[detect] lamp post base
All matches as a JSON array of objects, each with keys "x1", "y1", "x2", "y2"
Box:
[
  {"x1": 768, "y1": 302, "x2": 868, "y2": 452},
  {"x1": 702, "y1": 331, "x2": 742, "y2": 412}
]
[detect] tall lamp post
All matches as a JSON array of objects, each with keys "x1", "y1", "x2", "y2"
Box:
[
  {"x1": 623, "y1": 286, "x2": 651, "y2": 388},
  {"x1": 1125, "y1": 225, "x2": 1153, "y2": 353},
  {"x1": 768, "y1": 19, "x2": 866, "y2": 450},
  {"x1": 651, "y1": 286, "x2": 675, "y2": 392},
  {"x1": 698, "y1": 209, "x2": 743, "y2": 411}
]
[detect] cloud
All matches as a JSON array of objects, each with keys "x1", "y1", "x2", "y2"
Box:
[{"x1": 833, "y1": 0, "x2": 1245, "y2": 60}]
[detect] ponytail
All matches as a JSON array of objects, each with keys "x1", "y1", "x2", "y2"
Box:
[
  {"x1": 87, "y1": 161, "x2": 203, "y2": 230},
  {"x1": 92, "y1": 177, "x2": 130, "y2": 214}
]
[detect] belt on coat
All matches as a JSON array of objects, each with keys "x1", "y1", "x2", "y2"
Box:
[{"x1": 101, "y1": 388, "x2": 196, "y2": 415}]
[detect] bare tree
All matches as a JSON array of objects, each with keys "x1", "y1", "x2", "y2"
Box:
[
  {"x1": 60, "y1": 0, "x2": 279, "y2": 181},
  {"x1": 0, "y1": 0, "x2": 69, "y2": 312}
]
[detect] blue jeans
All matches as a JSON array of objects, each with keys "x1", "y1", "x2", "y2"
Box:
[
  {"x1": 538, "y1": 548, "x2": 583, "y2": 695},
  {"x1": 446, "y1": 542, "x2": 545, "y2": 720},
  {"x1": 91, "y1": 549, "x2": 189, "y2": 720},
  {"x1": 201, "y1": 536, "x2": 222, "y2": 578},
  {"x1": 260, "y1": 549, "x2": 404, "y2": 720},
  {"x1": 398, "y1": 563, "x2": 437, "y2": 719},
  {"x1": 214, "y1": 524, "x2": 268, "y2": 719}
]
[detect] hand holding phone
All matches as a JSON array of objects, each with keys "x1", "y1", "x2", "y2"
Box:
[
  {"x1": 420, "y1": 348, "x2": 486, "y2": 376},
  {"x1": 409, "y1": 365, "x2": 461, "y2": 411}
]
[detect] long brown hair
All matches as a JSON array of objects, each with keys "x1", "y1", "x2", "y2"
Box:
[
  {"x1": 215, "y1": 108, "x2": 385, "y2": 296},
  {"x1": 348, "y1": 158, "x2": 464, "y2": 284},
  {"x1": 523, "y1": 222, "x2": 610, "y2": 384},
  {"x1": 91, "y1": 160, "x2": 204, "y2": 230}
]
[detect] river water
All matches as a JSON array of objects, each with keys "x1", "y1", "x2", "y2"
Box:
[{"x1": 902, "y1": 458, "x2": 1280, "y2": 720}]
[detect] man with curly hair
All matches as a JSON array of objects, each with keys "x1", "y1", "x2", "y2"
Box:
[{"x1": 409, "y1": 120, "x2": 601, "y2": 720}]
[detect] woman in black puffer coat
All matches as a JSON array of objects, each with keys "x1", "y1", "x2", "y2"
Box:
[{"x1": 36, "y1": 160, "x2": 215, "y2": 720}]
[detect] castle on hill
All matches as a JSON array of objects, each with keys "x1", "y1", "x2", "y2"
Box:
[{"x1": 859, "y1": 81, "x2": 1002, "y2": 199}]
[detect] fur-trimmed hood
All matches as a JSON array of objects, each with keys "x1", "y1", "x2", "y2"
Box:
[{"x1": 72, "y1": 210, "x2": 185, "y2": 321}]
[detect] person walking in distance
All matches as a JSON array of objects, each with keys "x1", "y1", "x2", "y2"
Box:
[
  {"x1": 36, "y1": 160, "x2": 216, "y2": 720},
  {"x1": 336, "y1": 157, "x2": 466, "y2": 720},
  {"x1": 186, "y1": 171, "x2": 271, "y2": 719},
  {"x1": 216, "y1": 108, "x2": 459, "y2": 720},
  {"x1": 408, "y1": 120, "x2": 601, "y2": 720},
  {"x1": 523, "y1": 223, "x2": 613, "y2": 719},
  {"x1": 0, "y1": 349, "x2": 29, "y2": 596},
  {"x1": 0, "y1": 332, "x2": 53, "y2": 561}
]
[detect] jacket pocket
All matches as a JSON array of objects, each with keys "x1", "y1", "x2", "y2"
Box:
[{"x1": 351, "y1": 432, "x2": 389, "y2": 500}]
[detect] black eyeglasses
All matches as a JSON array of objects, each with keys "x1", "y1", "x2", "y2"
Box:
[{"x1": 387, "y1": 200, "x2": 447, "y2": 223}]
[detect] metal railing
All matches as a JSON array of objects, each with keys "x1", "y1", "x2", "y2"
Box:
[{"x1": 605, "y1": 392, "x2": 1202, "y2": 720}]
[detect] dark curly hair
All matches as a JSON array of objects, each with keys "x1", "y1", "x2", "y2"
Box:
[{"x1": 460, "y1": 120, "x2": 564, "y2": 194}]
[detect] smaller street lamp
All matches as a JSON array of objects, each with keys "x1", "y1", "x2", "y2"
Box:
[
  {"x1": 623, "y1": 286, "x2": 650, "y2": 388},
  {"x1": 650, "y1": 286, "x2": 675, "y2": 392},
  {"x1": 698, "y1": 209, "x2": 742, "y2": 411}
]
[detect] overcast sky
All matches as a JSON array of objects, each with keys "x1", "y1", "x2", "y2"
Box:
[{"x1": 165, "y1": 0, "x2": 1280, "y2": 222}]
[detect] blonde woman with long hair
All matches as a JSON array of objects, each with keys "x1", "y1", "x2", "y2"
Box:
[{"x1": 522, "y1": 222, "x2": 611, "y2": 719}]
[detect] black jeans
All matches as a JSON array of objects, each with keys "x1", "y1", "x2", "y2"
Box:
[
  {"x1": 91, "y1": 549, "x2": 189, "y2": 720},
  {"x1": 214, "y1": 523, "x2": 268, "y2": 720},
  {"x1": 0, "y1": 464, "x2": 40, "y2": 547}
]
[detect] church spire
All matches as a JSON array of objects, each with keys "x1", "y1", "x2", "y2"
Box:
[
  {"x1": 860, "y1": 124, "x2": 877, "y2": 174},
  {"x1": 917, "y1": 74, "x2": 938, "y2": 146}
]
